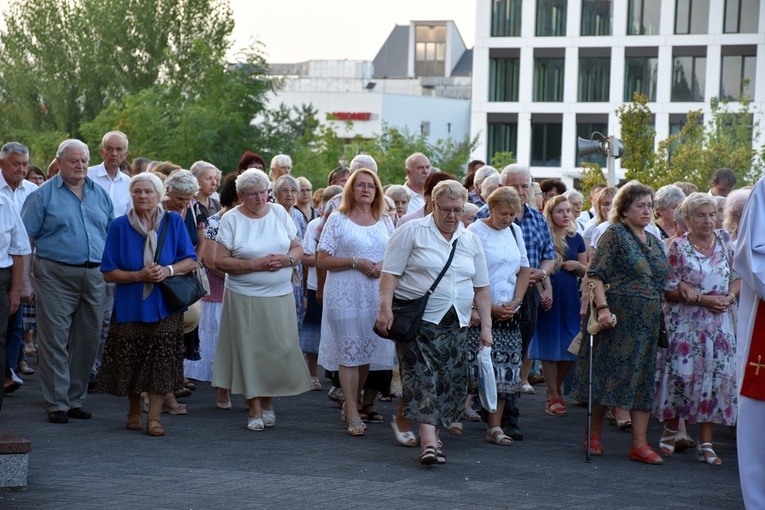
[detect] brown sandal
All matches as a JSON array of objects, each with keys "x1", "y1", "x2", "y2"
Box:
[
  {"x1": 146, "y1": 419, "x2": 165, "y2": 436},
  {"x1": 126, "y1": 414, "x2": 143, "y2": 431}
]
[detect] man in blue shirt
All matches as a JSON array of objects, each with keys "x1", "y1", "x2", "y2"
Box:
[{"x1": 22, "y1": 139, "x2": 114, "y2": 423}]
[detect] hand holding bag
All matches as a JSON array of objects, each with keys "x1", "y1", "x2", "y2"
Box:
[
  {"x1": 155, "y1": 212, "x2": 207, "y2": 312},
  {"x1": 374, "y1": 240, "x2": 458, "y2": 344},
  {"x1": 477, "y1": 347, "x2": 498, "y2": 413}
]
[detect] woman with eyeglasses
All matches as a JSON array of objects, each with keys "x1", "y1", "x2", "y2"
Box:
[{"x1": 317, "y1": 169, "x2": 394, "y2": 436}]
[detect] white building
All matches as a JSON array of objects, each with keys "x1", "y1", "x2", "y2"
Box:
[
  {"x1": 266, "y1": 21, "x2": 473, "y2": 147},
  {"x1": 470, "y1": 0, "x2": 765, "y2": 187}
]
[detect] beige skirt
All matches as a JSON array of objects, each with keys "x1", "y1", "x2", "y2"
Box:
[{"x1": 212, "y1": 289, "x2": 312, "y2": 399}]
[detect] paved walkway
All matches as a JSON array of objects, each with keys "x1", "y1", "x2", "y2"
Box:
[{"x1": 0, "y1": 362, "x2": 744, "y2": 510}]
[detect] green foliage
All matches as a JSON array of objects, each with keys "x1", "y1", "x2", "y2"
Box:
[
  {"x1": 489, "y1": 151, "x2": 516, "y2": 170},
  {"x1": 615, "y1": 93, "x2": 657, "y2": 183},
  {"x1": 579, "y1": 162, "x2": 607, "y2": 210}
]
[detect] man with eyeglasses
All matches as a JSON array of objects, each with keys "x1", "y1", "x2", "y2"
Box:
[{"x1": 87, "y1": 131, "x2": 131, "y2": 217}]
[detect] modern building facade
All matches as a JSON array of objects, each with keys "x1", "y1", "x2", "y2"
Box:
[{"x1": 471, "y1": 0, "x2": 765, "y2": 186}]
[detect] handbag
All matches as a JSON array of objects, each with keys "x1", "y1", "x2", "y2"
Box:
[
  {"x1": 374, "y1": 240, "x2": 458, "y2": 344},
  {"x1": 155, "y1": 212, "x2": 207, "y2": 312},
  {"x1": 477, "y1": 347, "x2": 498, "y2": 413},
  {"x1": 508, "y1": 225, "x2": 532, "y2": 330}
]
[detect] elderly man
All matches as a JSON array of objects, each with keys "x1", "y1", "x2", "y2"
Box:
[
  {"x1": 87, "y1": 131, "x2": 131, "y2": 217},
  {"x1": 403, "y1": 153, "x2": 431, "y2": 213},
  {"x1": 22, "y1": 139, "x2": 114, "y2": 423}
]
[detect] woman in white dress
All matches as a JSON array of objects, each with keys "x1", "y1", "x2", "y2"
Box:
[{"x1": 317, "y1": 169, "x2": 394, "y2": 436}]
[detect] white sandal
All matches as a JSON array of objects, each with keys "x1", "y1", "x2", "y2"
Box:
[
  {"x1": 486, "y1": 426, "x2": 513, "y2": 445},
  {"x1": 262, "y1": 408, "x2": 276, "y2": 427},
  {"x1": 247, "y1": 417, "x2": 264, "y2": 431},
  {"x1": 659, "y1": 426, "x2": 678, "y2": 456},
  {"x1": 696, "y1": 442, "x2": 722, "y2": 465},
  {"x1": 391, "y1": 415, "x2": 416, "y2": 447}
]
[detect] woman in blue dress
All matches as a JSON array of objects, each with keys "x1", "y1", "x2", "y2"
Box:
[{"x1": 530, "y1": 195, "x2": 587, "y2": 417}]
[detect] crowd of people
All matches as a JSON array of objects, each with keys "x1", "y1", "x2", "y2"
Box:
[{"x1": 0, "y1": 135, "x2": 763, "y2": 501}]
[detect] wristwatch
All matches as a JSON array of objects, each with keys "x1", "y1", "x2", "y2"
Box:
[{"x1": 288, "y1": 255, "x2": 295, "y2": 267}]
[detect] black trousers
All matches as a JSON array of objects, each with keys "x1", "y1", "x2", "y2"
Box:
[{"x1": 0, "y1": 268, "x2": 11, "y2": 412}]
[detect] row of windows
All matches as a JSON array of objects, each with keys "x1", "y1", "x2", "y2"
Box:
[
  {"x1": 489, "y1": 48, "x2": 756, "y2": 103},
  {"x1": 486, "y1": 116, "x2": 727, "y2": 167},
  {"x1": 491, "y1": 0, "x2": 760, "y2": 37}
]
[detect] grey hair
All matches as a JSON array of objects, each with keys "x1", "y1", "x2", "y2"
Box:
[
  {"x1": 350, "y1": 154, "x2": 377, "y2": 173},
  {"x1": 405, "y1": 152, "x2": 428, "y2": 171},
  {"x1": 480, "y1": 173, "x2": 501, "y2": 197},
  {"x1": 100, "y1": 131, "x2": 128, "y2": 151},
  {"x1": 654, "y1": 185, "x2": 686, "y2": 212},
  {"x1": 563, "y1": 189, "x2": 583, "y2": 202},
  {"x1": 189, "y1": 160, "x2": 219, "y2": 180},
  {"x1": 723, "y1": 188, "x2": 751, "y2": 238},
  {"x1": 56, "y1": 139, "x2": 90, "y2": 160},
  {"x1": 673, "y1": 202, "x2": 688, "y2": 231},
  {"x1": 499, "y1": 163, "x2": 531, "y2": 186},
  {"x1": 474, "y1": 165, "x2": 498, "y2": 189},
  {"x1": 274, "y1": 174, "x2": 299, "y2": 197},
  {"x1": 270, "y1": 154, "x2": 292, "y2": 169},
  {"x1": 681, "y1": 192, "x2": 716, "y2": 222},
  {"x1": 129, "y1": 173, "x2": 165, "y2": 202},
  {"x1": 236, "y1": 168, "x2": 270, "y2": 193},
  {"x1": 164, "y1": 169, "x2": 200, "y2": 195},
  {"x1": 384, "y1": 184, "x2": 410, "y2": 202},
  {"x1": 0, "y1": 142, "x2": 29, "y2": 160},
  {"x1": 296, "y1": 176, "x2": 312, "y2": 189},
  {"x1": 432, "y1": 180, "x2": 468, "y2": 204},
  {"x1": 463, "y1": 202, "x2": 480, "y2": 216}
]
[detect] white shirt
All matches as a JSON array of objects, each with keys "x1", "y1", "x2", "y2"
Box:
[
  {"x1": 0, "y1": 173, "x2": 38, "y2": 210},
  {"x1": 467, "y1": 220, "x2": 529, "y2": 305},
  {"x1": 0, "y1": 194, "x2": 31, "y2": 267},
  {"x1": 87, "y1": 163, "x2": 131, "y2": 216},
  {"x1": 217, "y1": 204, "x2": 297, "y2": 297},
  {"x1": 404, "y1": 183, "x2": 425, "y2": 213},
  {"x1": 302, "y1": 218, "x2": 320, "y2": 291},
  {"x1": 382, "y1": 215, "x2": 489, "y2": 327}
]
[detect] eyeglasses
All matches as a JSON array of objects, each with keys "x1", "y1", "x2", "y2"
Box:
[
  {"x1": 242, "y1": 189, "x2": 267, "y2": 198},
  {"x1": 355, "y1": 183, "x2": 376, "y2": 191},
  {"x1": 435, "y1": 204, "x2": 464, "y2": 216}
]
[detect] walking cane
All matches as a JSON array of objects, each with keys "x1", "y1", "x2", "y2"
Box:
[{"x1": 585, "y1": 328, "x2": 594, "y2": 463}]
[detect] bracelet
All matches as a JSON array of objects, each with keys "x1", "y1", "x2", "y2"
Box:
[
  {"x1": 167, "y1": 265, "x2": 174, "y2": 277},
  {"x1": 596, "y1": 303, "x2": 609, "y2": 311},
  {"x1": 288, "y1": 254, "x2": 295, "y2": 267},
  {"x1": 576, "y1": 262, "x2": 581, "y2": 273},
  {"x1": 352, "y1": 256, "x2": 358, "y2": 269}
]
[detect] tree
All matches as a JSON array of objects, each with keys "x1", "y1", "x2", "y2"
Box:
[
  {"x1": 579, "y1": 162, "x2": 607, "y2": 210},
  {"x1": 489, "y1": 151, "x2": 516, "y2": 170},
  {"x1": 616, "y1": 93, "x2": 657, "y2": 183}
]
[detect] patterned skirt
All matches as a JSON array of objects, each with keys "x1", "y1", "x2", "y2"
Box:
[
  {"x1": 466, "y1": 318, "x2": 523, "y2": 396},
  {"x1": 397, "y1": 307, "x2": 468, "y2": 429},
  {"x1": 97, "y1": 313, "x2": 185, "y2": 396}
]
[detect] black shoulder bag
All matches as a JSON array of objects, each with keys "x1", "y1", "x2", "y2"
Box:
[
  {"x1": 509, "y1": 225, "x2": 533, "y2": 331},
  {"x1": 374, "y1": 239, "x2": 458, "y2": 344},
  {"x1": 155, "y1": 212, "x2": 207, "y2": 312}
]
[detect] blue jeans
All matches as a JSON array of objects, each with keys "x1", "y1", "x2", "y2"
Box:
[{"x1": 5, "y1": 309, "x2": 22, "y2": 376}]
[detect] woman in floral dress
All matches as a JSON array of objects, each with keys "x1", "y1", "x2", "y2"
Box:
[{"x1": 654, "y1": 193, "x2": 740, "y2": 465}]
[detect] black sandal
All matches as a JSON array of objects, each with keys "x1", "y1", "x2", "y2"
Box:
[
  {"x1": 420, "y1": 445, "x2": 438, "y2": 465},
  {"x1": 436, "y1": 448, "x2": 447, "y2": 464},
  {"x1": 362, "y1": 405, "x2": 384, "y2": 423}
]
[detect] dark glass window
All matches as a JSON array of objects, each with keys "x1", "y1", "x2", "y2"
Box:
[
  {"x1": 492, "y1": 0, "x2": 523, "y2": 36},
  {"x1": 579, "y1": 57, "x2": 611, "y2": 102},
  {"x1": 576, "y1": 122, "x2": 608, "y2": 167},
  {"x1": 581, "y1": 0, "x2": 613, "y2": 36},
  {"x1": 627, "y1": 0, "x2": 661, "y2": 35},
  {"x1": 489, "y1": 58, "x2": 520, "y2": 101},
  {"x1": 624, "y1": 56, "x2": 658, "y2": 101},
  {"x1": 534, "y1": 57, "x2": 565, "y2": 101},
  {"x1": 721, "y1": 54, "x2": 756, "y2": 101},
  {"x1": 536, "y1": 0, "x2": 567, "y2": 36},
  {"x1": 672, "y1": 55, "x2": 706, "y2": 101},
  {"x1": 531, "y1": 121, "x2": 562, "y2": 167},
  {"x1": 675, "y1": 0, "x2": 710, "y2": 34},
  {"x1": 488, "y1": 123, "x2": 518, "y2": 163},
  {"x1": 724, "y1": 0, "x2": 760, "y2": 33}
]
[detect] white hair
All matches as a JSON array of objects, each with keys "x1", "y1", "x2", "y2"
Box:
[
  {"x1": 349, "y1": 154, "x2": 377, "y2": 173},
  {"x1": 189, "y1": 160, "x2": 219, "y2": 180},
  {"x1": 480, "y1": 173, "x2": 501, "y2": 197},
  {"x1": 164, "y1": 169, "x2": 200, "y2": 195},
  {"x1": 499, "y1": 163, "x2": 531, "y2": 186},
  {"x1": 236, "y1": 168, "x2": 270, "y2": 192},
  {"x1": 129, "y1": 173, "x2": 165, "y2": 202},
  {"x1": 274, "y1": 174, "x2": 299, "y2": 196},
  {"x1": 0, "y1": 142, "x2": 29, "y2": 159},
  {"x1": 563, "y1": 189, "x2": 583, "y2": 202},
  {"x1": 473, "y1": 165, "x2": 498, "y2": 190},
  {"x1": 654, "y1": 184, "x2": 686, "y2": 211},
  {"x1": 101, "y1": 130, "x2": 128, "y2": 151},
  {"x1": 56, "y1": 139, "x2": 90, "y2": 160}
]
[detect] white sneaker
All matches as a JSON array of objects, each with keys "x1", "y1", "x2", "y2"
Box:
[{"x1": 10, "y1": 369, "x2": 23, "y2": 385}]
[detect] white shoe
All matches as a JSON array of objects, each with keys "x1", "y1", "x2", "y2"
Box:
[
  {"x1": 520, "y1": 383, "x2": 535, "y2": 394},
  {"x1": 247, "y1": 417, "x2": 264, "y2": 431},
  {"x1": 328, "y1": 386, "x2": 344, "y2": 401},
  {"x1": 10, "y1": 369, "x2": 23, "y2": 385},
  {"x1": 262, "y1": 408, "x2": 276, "y2": 427}
]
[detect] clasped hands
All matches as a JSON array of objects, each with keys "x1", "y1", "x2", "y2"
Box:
[
  {"x1": 677, "y1": 280, "x2": 733, "y2": 314},
  {"x1": 138, "y1": 262, "x2": 170, "y2": 282},
  {"x1": 355, "y1": 258, "x2": 382, "y2": 279}
]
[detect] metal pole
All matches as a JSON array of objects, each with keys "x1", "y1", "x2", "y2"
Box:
[
  {"x1": 607, "y1": 135, "x2": 616, "y2": 187},
  {"x1": 586, "y1": 331, "x2": 594, "y2": 463}
]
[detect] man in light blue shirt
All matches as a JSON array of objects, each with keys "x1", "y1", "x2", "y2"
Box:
[{"x1": 21, "y1": 139, "x2": 114, "y2": 423}]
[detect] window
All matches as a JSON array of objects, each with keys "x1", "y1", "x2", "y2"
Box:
[
  {"x1": 534, "y1": 52, "x2": 565, "y2": 101},
  {"x1": 627, "y1": 0, "x2": 661, "y2": 35},
  {"x1": 624, "y1": 48, "x2": 658, "y2": 101},
  {"x1": 724, "y1": 0, "x2": 760, "y2": 33},
  {"x1": 721, "y1": 46, "x2": 757, "y2": 101},
  {"x1": 414, "y1": 25, "x2": 446, "y2": 77},
  {"x1": 579, "y1": 51, "x2": 611, "y2": 102},
  {"x1": 576, "y1": 117, "x2": 608, "y2": 167},
  {"x1": 489, "y1": 57, "x2": 520, "y2": 101},
  {"x1": 675, "y1": 0, "x2": 710, "y2": 34},
  {"x1": 487, "y1": 118, "x2": 518, "y2": 164},
  {"x1": 492, "y1": 0, "x2": 523, "y2": 36},
  {"x1": 672, "y1": 48, "x2": 706, "y2": 102},
  {"x1": 531, "y1": 115, "x2": 562, "y2": 167},
  {"x1": 581, "y1": 0, "x2": 613, "y2": 36},
  {"x1": 536, "y1": 0, "x2": 567, "y2": 36}
]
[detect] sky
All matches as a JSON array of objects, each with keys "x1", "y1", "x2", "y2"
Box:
[{"x1": 228, "y1": 0, "x2": 476, "y2": 63}]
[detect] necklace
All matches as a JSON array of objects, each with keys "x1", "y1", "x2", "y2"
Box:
[{"x1": 689, "y1": 234, "x2": 715, "y2": 252}]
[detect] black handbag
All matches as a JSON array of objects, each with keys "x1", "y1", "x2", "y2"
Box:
[
  {"x1": 155, "y1": 212, "x2": 207, "y2": 312},
  {"x1": 374, "y1": 240, "x2": 458, "y2": 344}
]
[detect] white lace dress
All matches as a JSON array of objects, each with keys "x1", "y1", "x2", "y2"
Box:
[{"x1": 317, "y1": 211, "x2": 395, "y2": 370}]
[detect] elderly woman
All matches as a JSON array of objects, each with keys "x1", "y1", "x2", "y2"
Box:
[
  {"x1": 654, "y1": 185, "x2": 686, "y2": 240},
  {"x1": 563, "y1": 189, "x2": 586, "y2": 235},
  {"x1": 212, "y1": 169, "x2": 312, "y2": 431},
  {"x1": 582, "y1": 186, "x2": 617, "y2": 251},
  {"x1": 327, "y1": 166, "x2": 350, "y2": 187},
  {"x1": 274, "y1": 175, "x2": 307, "y2": 328},
  {"x1": 722, "y1": 187, "x2": 752, "y2": 241},
  {"x1": 237, "y1": 151, "x2": 266, "y2": 173},
  {"x1": 317, "y1": 169, "x2": 394, "y2": 436},
  {"x1": 97, "y1": 173, "x2": 197, "y2": 436},
  {"x1": 712, "y1": 196, "x2": 726, "y2": 230},
  {"x1": 531, "y1": 195, "x2": 587, "y2": 416},
  {"x1": 654, "y1": 193, "x2": 740, "y2": 465},
  {"x1": 385, "y1": 185, "x2": 411, "y2": 220},
  {"x1": 465, "y1": 187, "x2": 530, "y2": 445},
  {"x1": 190, "y1": 161, "x2": 221, "y2": 218},
  {"x1": 571, "y1": 181, "x2": 668, "y2": 464},
  {"x1": 295, "y1": 176, "x2": 317, "y2": 223},
  {"x1": 377, "y1": 180, "x2": 493, "y2": 465}
]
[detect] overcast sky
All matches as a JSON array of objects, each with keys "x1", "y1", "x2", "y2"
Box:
[{"x1": 229, "y1": 0, "x2": 476, "y2": 63}]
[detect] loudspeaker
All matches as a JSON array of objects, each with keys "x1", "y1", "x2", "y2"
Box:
[{"x1": 577, "y1": 137, "x2": 603, "y2": 157}]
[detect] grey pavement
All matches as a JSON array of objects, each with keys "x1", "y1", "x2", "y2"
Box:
[{"x1": 0, "y1": 359, "x2": 744, "y2": 510}]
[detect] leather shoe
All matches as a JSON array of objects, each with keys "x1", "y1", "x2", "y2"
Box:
[
  {"x1": 4, "y1": 378, "x2": 20, "y2": 394},
  {"x1": 66, "y1": 408, "x2": 92, "y2": 419},
  {"x1": 505, "y1": 425, "x2": 524, "y2": 441},
  {"x1": 48, "y1": 410, "x2": 69, "y2": 423}
]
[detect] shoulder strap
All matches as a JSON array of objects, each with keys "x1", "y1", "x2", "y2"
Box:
[
  {"x1": 509, "y1": 223, "x2": 520, "y2": 247},
  {"x1": 428, "y1": 239, "x2": 459, "y2": 295},
  {"x1": 154, "y1": 212, "x2": 170, "y2": 264}
]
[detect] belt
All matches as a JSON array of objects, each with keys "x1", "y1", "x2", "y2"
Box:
[{"x1": 44, "y1": 259, "x2": 101, "y2": 269}]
